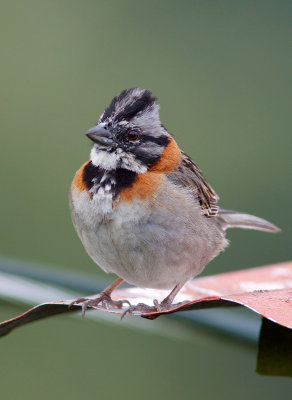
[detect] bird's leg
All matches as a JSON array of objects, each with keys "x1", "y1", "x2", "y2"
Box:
[
  {"x1": 153, "y1": 280, "x2": 187, "y2": 311},
  {"x1": 121, "y1": 280, "x2": 187, "y2": 319},
  {"x1": 69, "y1": 278, "x2": 131, "y2": 317}
]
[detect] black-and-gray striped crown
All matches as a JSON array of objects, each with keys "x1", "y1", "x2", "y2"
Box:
[{"x1": 99, "y1": 88, "x2": 157, "y2": 123}]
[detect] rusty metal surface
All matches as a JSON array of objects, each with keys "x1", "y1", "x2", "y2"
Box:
[
  {"x1": 111, "y1": 261, "x2": 292, "y2": 324},
  {"x1": 0, "y1": 261, "x2": 291, "y2": 337}
]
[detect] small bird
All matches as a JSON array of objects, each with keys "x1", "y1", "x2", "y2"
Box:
[{"x1": 69, "y1": 88, "x2": 280, "y2": 316}]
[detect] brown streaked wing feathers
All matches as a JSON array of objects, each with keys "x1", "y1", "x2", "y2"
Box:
[{"x1": 167, "y1": 152, "x2": 219, "y2": 217}]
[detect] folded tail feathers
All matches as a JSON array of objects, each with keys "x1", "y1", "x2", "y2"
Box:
[{"x1": 217, "y1": 209, "x2": 281, "y2": 233}]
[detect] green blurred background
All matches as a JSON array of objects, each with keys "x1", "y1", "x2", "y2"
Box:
[{"x1": 0, "y1": 0, "x2": 291, "y2": 398}]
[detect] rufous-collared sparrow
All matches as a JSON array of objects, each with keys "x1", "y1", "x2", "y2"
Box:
[{"x1": 69, "y1": 88, "x2": 280, "y2": 316}]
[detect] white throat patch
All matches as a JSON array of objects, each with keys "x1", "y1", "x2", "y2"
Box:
[{"x1": 90, "y1": 146, "x2": 147, "y2": 174}]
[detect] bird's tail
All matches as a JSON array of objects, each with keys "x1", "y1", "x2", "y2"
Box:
[{"x1": 217, "y1": 209, "x2": 281, "y2": 233}]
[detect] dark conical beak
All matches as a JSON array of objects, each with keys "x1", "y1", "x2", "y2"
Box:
[{"x1": 85, "y1": 123, "x2": 114, "y2": 146}]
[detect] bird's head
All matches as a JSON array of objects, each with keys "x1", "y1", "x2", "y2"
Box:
[{"x1": 86, "y1": 88, "x2": 176, "y2": 173}]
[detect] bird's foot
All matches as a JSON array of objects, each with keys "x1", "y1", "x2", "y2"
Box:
[
  {"x1": 121, "y1": 302, "x2": 157, "y2": 319},
  {"x1": 69, "y1": 293, "x2": 131, "y2": 317},
  {"x1": 153, "y1": 297, "x2": 177, "y2": 311},
  {"x1": 121, "y1": 298, "x2": 180, "y2": 319}
]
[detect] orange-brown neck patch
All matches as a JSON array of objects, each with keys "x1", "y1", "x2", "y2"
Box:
[
  {"x1": 72, "y1": 161, "x2": 90, "y2": 193},
  {"x1": 149, "y1": 137, "x2": 181, "y2": 173},
  {"x1": 119, "y1": 172, "x2": 163, "y2": 203},
  {"x1": 120, "y1": 138, "x2": 180, "y2": 202}
]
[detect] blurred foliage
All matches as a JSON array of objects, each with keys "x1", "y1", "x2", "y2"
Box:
[{"x1": 0, "y1": 0, "x2": 291, "y2": 398}]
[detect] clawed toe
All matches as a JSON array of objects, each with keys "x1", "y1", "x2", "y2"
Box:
[
  {"x1": 121, "y1": 297, "x2": 187, "y2": 319},
  {"x1": 69, "y1": 293, "x2": 131, "y2": 317},
  {"x1": 121, "y1": 303, "x2": 157, "y2": 319},
  {"x1": 101, "y1": 297, "x2": 131, "y2": 310},
  {"x1": 156, "y1": 298, "x2": 176, "y2": 311},
  {"x1": 68, "y1": 297, "x2": 87, "y2": 309},
  {"x1": 121, "y1": 302, "x2": 157, "y2": 319}
]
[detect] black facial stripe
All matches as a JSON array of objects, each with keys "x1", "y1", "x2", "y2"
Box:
[
  {"x1": 83, "y1": 161, "x2": 137, "y2": 199},
  {"x1": 132, "y1": 152, "x2": 161, "y2": 166},
  {"x1": 129, "y1": 135, "x2": 169, "y2": 166},
  {"x1": 101, "y1": 88, "x2": 157, "y2": 122},
  {"x1": 141, "y1": 135, "x2": 170, "y2": 147}
]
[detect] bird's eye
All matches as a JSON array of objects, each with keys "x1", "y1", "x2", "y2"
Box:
[{"x1": 127, "y1": 131, "x2": 139, "y2": 141}]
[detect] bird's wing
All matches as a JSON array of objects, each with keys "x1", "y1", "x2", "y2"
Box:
[{"x1": 167, "y1": 152, "x2": 219, "y2": 217}]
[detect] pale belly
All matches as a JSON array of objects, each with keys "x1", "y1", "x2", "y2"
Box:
[{"x1": 70, "y1": 187, "x2": 227, "y2": 290}]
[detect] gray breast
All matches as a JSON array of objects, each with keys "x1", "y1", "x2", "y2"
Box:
[{"x1": 70, "y1": 179, "x2": 227, "y2": 290}]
